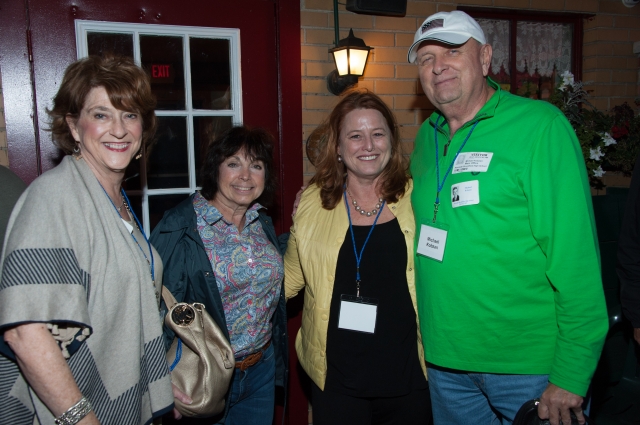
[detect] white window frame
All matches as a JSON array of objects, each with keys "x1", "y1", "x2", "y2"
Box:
[{"x1": 75, "y1": 20, "x2": 243, "y2": 234}]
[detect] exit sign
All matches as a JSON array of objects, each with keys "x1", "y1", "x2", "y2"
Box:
[{"x1": 150, "y1": 64, "x2": 174, "y2": 83}]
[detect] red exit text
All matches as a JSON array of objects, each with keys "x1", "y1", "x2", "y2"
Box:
[{"x1": 152, "y1": 64, "x2": 171, "y2": 78}]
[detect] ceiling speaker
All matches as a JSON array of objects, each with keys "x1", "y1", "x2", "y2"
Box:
[{"x1": 346, "y1": 0, "x2": 407, "y2": 17}]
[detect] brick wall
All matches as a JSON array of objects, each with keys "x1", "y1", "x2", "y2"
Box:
[
  {"x1": 0, "y1": 67, "x2": 8, "y2": 167},
  {"x1": 300, "y1": 0, "x2": 640, "y2": 185},
  {"x1": 583, "y1": 0, "x2": 640, "y2": 110},
  {"x1": 301, "y1": 0, "x2": 434, "y2": 184}
]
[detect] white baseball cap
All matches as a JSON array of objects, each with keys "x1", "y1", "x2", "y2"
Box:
[{"x1": 407, "y1": 11, "x2": 487, "y2": 63}]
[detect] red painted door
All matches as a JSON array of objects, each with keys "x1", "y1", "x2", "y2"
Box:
[
  {"x1": 0, "y1": 0, "x2": 301, "y2": 234},
  {"x1": 0, "y1": 0, "x2": 306, "y2": 423}
]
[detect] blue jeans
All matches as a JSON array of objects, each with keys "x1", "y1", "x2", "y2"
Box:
[
  {"x1": 427, "y1": 366, "x2": 548, "y2": 425},
  {"x1": 218, "y1": 343, "x2": 276, "y2": 425}
]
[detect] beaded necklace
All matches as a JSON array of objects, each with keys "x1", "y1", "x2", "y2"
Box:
[{"x1": 346, "y1": 187, "x2": 384, "y2": 217}]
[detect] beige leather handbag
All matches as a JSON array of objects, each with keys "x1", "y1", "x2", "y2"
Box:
[{"x1": 162, "y1": 287, "x2": 235, "y2": 418}]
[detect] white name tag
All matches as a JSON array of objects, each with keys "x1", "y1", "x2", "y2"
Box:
[
  {"x1": 451, "y1": 180, "x2": 480, "y2": 208},
  {"x1": 338, "y1": 295, "x2": 378, "y2": 334},
  {"x1": 417, "y1": 224, "x2": 448, "y2": 262},
  {"x1": 452, "y1": 152, "x2": 493, "y2": 174}
]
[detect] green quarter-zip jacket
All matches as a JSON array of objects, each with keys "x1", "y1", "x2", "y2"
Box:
[{"x1": 410, "y1": 78, "x2": 608, "y2": 396}]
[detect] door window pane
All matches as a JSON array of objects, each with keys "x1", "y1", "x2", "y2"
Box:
[
  {"x1": 141, "y1": 35, "x2": 186, "y2": 110},
  {"x1": 193, "y1": 116, "x2": 233, "y2": 186},
  {"x1": 190, "y1": 38, "x2": 232, "y2": 110},
  {"x1": 148, "y1": 194, "x2": 191, "y2": 231},
  {"x1": 87, "y1": 32, "x2": 134, "y2": 58},
  {"x1": 123, "y1": 155, "x2": 142, "y2": 192},
  {"x1": 148, "y1": 116, "x2": 188, "y2": 189},
  {"x1": 76, "y1": 22, "x2": 242, "y2": 234}
]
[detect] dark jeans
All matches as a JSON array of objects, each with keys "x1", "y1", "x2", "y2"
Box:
[
  {"x1": 220, "y1": 343, "x2": 276, "y2": 425},
  {"x1": 160, "y1": 343, "x2": 276, "y2": 425}
]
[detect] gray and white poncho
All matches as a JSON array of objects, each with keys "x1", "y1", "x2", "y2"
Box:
[{"x1": 0, "y1": 156, "x2": 174, "y2": 425}]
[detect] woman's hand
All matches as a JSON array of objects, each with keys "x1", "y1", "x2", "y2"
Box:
[
  {"x1": 4, "y1": 323, "x2": 100, "y2": 423},
  {"x1": 171, "y1": 383, "x2": 192, "y2": 420}
]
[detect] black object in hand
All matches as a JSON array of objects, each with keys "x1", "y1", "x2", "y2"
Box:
[{"x1": 513, "y1": 399, "x2": 587, "y2": 425}]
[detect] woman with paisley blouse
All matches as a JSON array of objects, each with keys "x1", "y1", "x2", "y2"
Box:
[{"x1": 150, "y1": 126, "x2": 287, "y2": 425}]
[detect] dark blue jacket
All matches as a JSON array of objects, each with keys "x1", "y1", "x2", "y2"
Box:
[{"x1": 150, "y1": 194, "x2": 289, "y2": 389}]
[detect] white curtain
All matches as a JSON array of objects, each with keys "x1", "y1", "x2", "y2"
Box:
[
  {"x1": 477, "y1": 19, "x2": 510, "y2": 75},
  {"x1": 477, "y1": 19, "x2": 573, "y2": 78}
]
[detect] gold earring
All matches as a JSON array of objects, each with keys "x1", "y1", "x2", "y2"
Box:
[{"x1": 73, "y1": 142, "x2": 82, "y2": 160}]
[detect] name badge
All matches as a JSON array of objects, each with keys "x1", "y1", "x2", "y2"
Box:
[
  {"x1": 452, "y1": 152, "x2": 493, "y2": 174},
  {"x1": 417, "y1": 223, "x2": 448, "y2": 262},
  {"x1": 451, "y1": 180, "x2": 480, "y2": 208},
  {"x1": 338, "y1": 295, "x2": 378, "y2": 334}
]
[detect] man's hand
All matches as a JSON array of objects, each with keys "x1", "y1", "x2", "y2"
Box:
[
  {"x1": 634, "y1": 328, "x2": 640, "y2": 345},
  {"x1": 538, "y1": 383, "x2": 584, "y2": 425},
  {"x1": 172, "y1": 383, "x2": 192, "y2": 420},
  {"x1": 291, "y1": 186, "x2": 306, "y2": 218}
]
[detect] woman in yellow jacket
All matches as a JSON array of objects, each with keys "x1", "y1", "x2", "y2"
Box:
[{"x1": 285, "y1": 89, "x2": 431, "y2": 425}]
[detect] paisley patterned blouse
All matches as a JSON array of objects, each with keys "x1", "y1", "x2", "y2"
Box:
[{"x1": 193, "y1": 192, "x2": 283, "y2": 358}]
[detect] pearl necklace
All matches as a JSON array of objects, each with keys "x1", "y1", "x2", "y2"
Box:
[{"x1": 347, "y1": 188, "x2": 383, "y2": 217}]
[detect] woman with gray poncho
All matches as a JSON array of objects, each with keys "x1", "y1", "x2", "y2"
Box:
[{"x1": 0, "y1": 56, "x2": 175, "y2": 425}]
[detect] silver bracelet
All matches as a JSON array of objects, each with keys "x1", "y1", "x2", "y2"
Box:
[{"x1": 54, "y1": 396, "x2": 92, "y2": 425}]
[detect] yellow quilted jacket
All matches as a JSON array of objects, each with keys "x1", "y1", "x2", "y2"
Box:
[{"x1": 284, "y1": 180, "x2": 426, "y2": 390}]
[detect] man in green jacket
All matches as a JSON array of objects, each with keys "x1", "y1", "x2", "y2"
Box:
[{"x1": 407, "y1": 10, "x2": 608, "y2": 425}]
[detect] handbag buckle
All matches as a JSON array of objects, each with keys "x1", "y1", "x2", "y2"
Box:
[{"x1": 171, "y1": 303, "x2": 196, "y2": 326}]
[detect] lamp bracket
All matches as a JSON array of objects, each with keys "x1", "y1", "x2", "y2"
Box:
[{"x1": 327, "y1": 70, "x2": 358, "y2": 96}]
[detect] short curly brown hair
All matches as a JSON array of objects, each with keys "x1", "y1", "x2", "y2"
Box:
[
  {"x1": 200, "y1": 126, "x2": 278, "y2": 208},
  {"x1": 47, "y1": 55, "x2": 157, "y2": 155}
]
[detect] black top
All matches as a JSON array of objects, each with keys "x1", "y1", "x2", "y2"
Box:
[{"x1": 325, "y1": 218, "x2": 427, "y2": 397}]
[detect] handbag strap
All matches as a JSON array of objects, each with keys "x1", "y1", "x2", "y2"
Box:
[{"x1": 161, "y1": 286, "x2": 178, "y2": 309}]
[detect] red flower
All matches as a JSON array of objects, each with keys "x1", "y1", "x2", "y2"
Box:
[{"x1": 611, "y1": 124, "x2": 629, "y2": 139}]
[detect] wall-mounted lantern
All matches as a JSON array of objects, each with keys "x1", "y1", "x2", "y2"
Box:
[{"x1": 326, "y1": 0, "x2": 373, "y2": 95}]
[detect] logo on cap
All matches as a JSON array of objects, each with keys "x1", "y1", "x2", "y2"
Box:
[{"x1": 421, "y1": 19, "x2": 444, "y2": 34}]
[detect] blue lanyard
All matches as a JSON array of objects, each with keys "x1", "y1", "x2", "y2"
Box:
[
  {"x1": 101, "y1": 186, "x2": 155, "y2": 282},
  {"x1": 432, "y1": 116, "x2": 480, "y2": 223},
  {"x1": 343, "y1": 189, "x2": 385, "y2": 297}
]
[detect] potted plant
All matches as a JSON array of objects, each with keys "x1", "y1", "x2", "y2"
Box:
[{"x1": 549, "y1": 71, "x2": 640, "y2": 190}]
